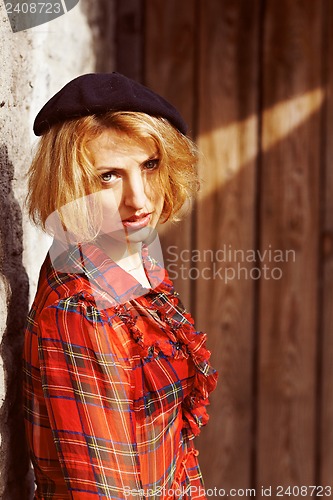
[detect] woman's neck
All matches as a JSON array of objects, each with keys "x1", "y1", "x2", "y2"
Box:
[{"x1": 96, "y1": 234, "x2": 151, "y2": 288}]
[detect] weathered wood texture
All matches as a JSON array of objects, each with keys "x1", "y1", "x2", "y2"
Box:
[
  {"x1": 144, "y1": 0, "x2": 197, "y2": 308},
  {"x1": 115, "y1": 0, "x2": 331, "y2": 494},
  {"x1": 257, "y1": 0, "x2": 323, "y2": 493},
  {"x1": 320, "y1": 0, "x2": 333, "y2": 488},
  {"x1": 115, "y1": 0, "x2": 143, "y2": 81},
  {"x1": 195, "y1": 0, "x2": 259, "y2": 491}
]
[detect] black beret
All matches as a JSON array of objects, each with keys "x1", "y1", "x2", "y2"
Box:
[{"x1": 33, "y1": 72, "x2": 187, "y2": 136}]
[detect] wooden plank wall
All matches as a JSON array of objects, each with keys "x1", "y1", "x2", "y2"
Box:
[
  {"x1": 321, "y1": 0, "x2": 333, "y2": 488},
  {"x1": 115, "y1": 0, "x2": 331, "y2": 496},
  {"x1": 257, "y1": 0, "x2": 323, "y2": 492},
  {"x1": 195, "y1": 0, "x2": 259, "y2": 491},
  {"x1": 144, "y1": 0, "x2": 197, "y2": 307}
]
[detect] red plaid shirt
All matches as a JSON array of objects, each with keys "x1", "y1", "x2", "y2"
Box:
[{"x1": 23, "y1": 242, "x2": 217, "y2": 499}]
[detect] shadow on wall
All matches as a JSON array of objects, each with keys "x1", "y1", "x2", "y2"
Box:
[
  {"x1": 0, "y1": 144, "x2": 34, "y2": 499},
  {"x1": 80, "y1": 0, "x2": 115, "y2": 73}
]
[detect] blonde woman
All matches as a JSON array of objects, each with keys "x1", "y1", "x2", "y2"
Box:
[{"x1": 24, "y1": 73, "x2": 217, "y2": 499}]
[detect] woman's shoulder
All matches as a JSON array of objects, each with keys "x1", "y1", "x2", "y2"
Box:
[{"x1": 28, "y1": 250, "x2": 109, "y2": 326}]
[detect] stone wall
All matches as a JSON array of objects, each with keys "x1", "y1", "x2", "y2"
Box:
[{"x1": 0, "y1": 1, "x2": 114, "y2": 497}]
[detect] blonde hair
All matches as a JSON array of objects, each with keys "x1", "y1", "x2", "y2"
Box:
[{"x1": 26, "y1": 111, "x2": 199, "y2": 242}]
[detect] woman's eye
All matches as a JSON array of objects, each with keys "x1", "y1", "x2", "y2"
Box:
[
  {"x1": 100, "y1": 172, "x2": 117, "y2": 184},
  {"x1": 144, "y1": 159, "x2": 160, "y2": 171}
]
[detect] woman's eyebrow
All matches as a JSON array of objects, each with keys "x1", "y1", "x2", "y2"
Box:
[
  {"x1": 95, "y1": 165, "x2": 125, "y2": 173},
  {"x1": 96, "y1": 152, "x2": 159, "y2": 172},
  {"x1": 140, "y1": 152, "x2": 159, "y2": 165}
]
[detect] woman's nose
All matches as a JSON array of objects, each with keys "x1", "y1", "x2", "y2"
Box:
[{"x1": 123, "y1": 172, "x2": 147, "y2": 209}]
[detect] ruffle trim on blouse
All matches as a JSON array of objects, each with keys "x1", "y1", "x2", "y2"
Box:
[
  {"x1": 113, "y1": 270, "x2": 218, "y2": 438},
  {"x1": 171, "y1": 448, "x2": 200, "y2": 497}
]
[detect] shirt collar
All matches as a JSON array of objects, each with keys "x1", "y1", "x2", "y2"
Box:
[{"x1": 48, "y1": 238, "x2": 167, "y2": 308}]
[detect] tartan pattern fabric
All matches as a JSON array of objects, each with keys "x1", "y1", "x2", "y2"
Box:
[{"x1": 23, "y1": 242, "x2": 218, "y2": 499}]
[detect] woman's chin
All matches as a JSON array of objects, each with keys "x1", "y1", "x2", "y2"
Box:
[{"x1": 101, "y1": 226, "x2": 156, "y2": 245}]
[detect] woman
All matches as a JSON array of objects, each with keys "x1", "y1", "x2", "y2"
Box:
[{"x1": 23, "y1": 73, "x2": 217, "y2": 499}]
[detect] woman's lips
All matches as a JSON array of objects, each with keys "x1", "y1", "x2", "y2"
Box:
[{"x1": 122, "y1": 213, "x2": 152, "y2": 229}]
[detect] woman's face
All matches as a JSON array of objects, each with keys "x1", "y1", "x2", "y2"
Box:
[{"x1": 87, "y1": 128, "x2": 165, "y2": 243}]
